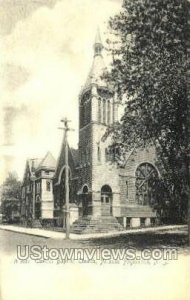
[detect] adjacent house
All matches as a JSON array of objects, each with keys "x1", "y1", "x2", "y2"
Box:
[{"x1": 21, "y1": 152, "x2": 56, "y2": 225}]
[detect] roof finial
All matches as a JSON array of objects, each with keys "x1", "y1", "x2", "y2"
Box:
[{"x1": 93, "y1": 27, "x2": 103, "y2": 56}]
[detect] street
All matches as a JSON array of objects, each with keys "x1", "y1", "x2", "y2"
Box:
[
  {"x1": 0, "y1": 228, "x2": 190, "y2": 300},
  {"x1": 0, "y1": 225, "x2": 189, "y2": 255},
  {"x1": 0, "y1": 229, "x2": 89, "y2": 255}
]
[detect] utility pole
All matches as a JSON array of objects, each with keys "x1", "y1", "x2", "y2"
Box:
[{"x1": 59, "y1": 117, "x2": 74, "y2": 239}]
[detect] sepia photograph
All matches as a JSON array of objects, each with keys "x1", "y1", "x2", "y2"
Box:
[{"x1": 0, "y1": 0, "x2": 189, "y2": 299}]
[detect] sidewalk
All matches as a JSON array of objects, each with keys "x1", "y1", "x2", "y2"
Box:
[{"x1": 0, "y1": 224, "x2": 187, "y2": 240}]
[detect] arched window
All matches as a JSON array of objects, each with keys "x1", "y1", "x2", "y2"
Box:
[
  {"x1": 80, "y1": 93, "x2": 91, "y2": 128},
  {"x1": 86, "y1": 99, "x2": 91, "y2": 125},
  {"x1": 103, "y1": 99, "x2": 106, "y2": 124},
  {"x1": 79, "y1": 104, "x2": 84, "y2": 128},
  {"x1": 98, "y1": 98, "x2": 101, "y2": 123},
  {"x1": 97, "y1": 145, "x2": 101, "y2": 162},
  {"x1": 107, "y1": 100, "x2": 111, "y2": 125},
  {"x1": 46, "y1": 180, "x2": 51, "y2": 191},
  {"x1": 82, "y1": 185, "x2": 89, "y2": 194},
  {"x1": 36, "y1": 195, "x2": 41, "y2": 203},
  {"x1": 126, "y1": 181, "x2": 128, "y2": 198},
  {"x1": 135, "y1": 163, "x2": 158, "y2": 205}
]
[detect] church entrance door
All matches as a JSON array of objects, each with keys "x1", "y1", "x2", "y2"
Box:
[
  {"x1": 101, "y1": 185, "x2": 113, "y2": 216},
  {"x1": 82, "y1": 195, "x2": 89, "y2": 216},
  {"x1": 81, "y1": 185, "x2": 91, "y2": 216}
]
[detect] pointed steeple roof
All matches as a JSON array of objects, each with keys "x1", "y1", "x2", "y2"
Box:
[
  {"x1": 83, "y1": 28, "x2": 107, "y2": 91},
  {"x1": 37, "y1": 151, "x2": 56, "y2": 170},
  {"x1": 95, "y1": 27, "x2": 101, "y2": 44},
  {"x1": 94, "y1": 27, "x2": 103, "y2": 55}
]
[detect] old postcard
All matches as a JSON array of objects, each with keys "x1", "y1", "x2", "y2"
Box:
[{"x1": 0, "y1": 1, "x2": 190, "y2": 299}]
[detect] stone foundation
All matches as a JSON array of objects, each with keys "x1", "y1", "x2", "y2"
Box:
[
  {"x1": 145, "y1": 217, "x2": 151, "y2": 227},
  {"x1": 130, "y1": 217, "x2": 141, "y2": 228}
]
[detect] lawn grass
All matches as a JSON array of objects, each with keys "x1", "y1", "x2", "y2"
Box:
[{"x1": 83, "y1": 228, "x2": 189, "y2": 251}]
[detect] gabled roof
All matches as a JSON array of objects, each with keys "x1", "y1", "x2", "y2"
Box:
[
  {"x1": 22, "y1": 152, "x2": 56, "y2": 183},
  {"x1": 37, "y1": 151, "x2": 56, "y2": 171},
  {"x1": 71, "y1": 148, "x2": 79, "y2": 167},
  {"x1": 28, "y1": 158, "x2": 42, "y2": 173},
  {"x1": 54, "y1": 136, "x2": 77, "y2": 184}
]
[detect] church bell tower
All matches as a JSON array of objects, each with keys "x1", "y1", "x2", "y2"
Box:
[{"x1": 77, "y1": 29, "x2": 120, "y2": 220}]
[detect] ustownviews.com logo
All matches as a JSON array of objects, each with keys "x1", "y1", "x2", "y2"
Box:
[{"x1": 17, "y1": 245, "x2": 178, "y2": 262}]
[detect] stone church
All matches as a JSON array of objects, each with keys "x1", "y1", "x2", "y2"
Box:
[
  {"x1": 53, "y1": 29, "x2": 160, "y2": 233},
  {"x1": 21, "y1": 30, "x2": 160, "y2": 233}
]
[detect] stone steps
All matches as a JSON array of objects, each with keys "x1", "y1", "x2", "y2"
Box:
[{"x1": 71, "y1": 216, "x2": 124, "y2": 234}]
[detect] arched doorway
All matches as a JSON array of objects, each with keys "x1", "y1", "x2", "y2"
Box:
[
  {"x1": 81, "y1": 185, "x2": 90, "y2": 216},
  {"x1": 135, "y1": 163, "x2": 158, "y2": 205},
  {"x1": 101, "y1": 185, "x2": 112, "y2": 216}
]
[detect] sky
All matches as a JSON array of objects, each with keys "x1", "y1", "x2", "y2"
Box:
[{"x1": 0, "y1": 0, "x2": 122, "y2": 183}]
